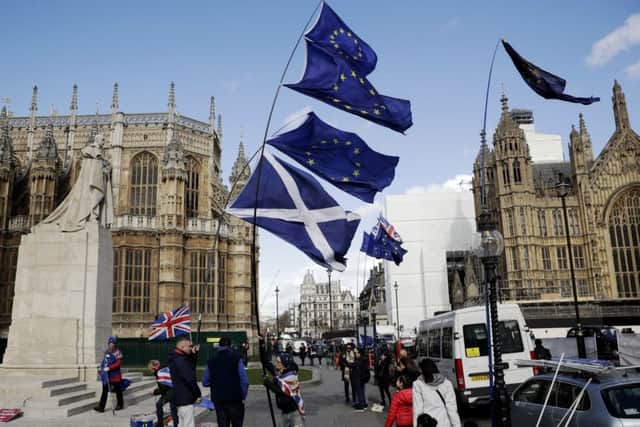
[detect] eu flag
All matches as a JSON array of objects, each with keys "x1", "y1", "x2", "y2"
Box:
[
  {"x1": 286, "y1": 42, "x2": 412, "y2": 133},
  {"x1": 226, "y1": 150, "x2": 360, "y2": 272},
  {"x1": 360, "y1": 226, "x2": 407, "y2": 265},
  {"x1": 502, "y1": 40, "x2": 599, "y2": 105},
  {"x1": 266, "y1": 111, "x2": 399, "y2": 203},
  {"x1": 305, "y1": 2, "x2": 377, "y2": 75}
]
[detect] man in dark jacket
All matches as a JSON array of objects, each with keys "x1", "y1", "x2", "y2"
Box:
[
  {"x1": 374, "y1": 351, "x2": 393, "y2": 407},
  {"x1": 202, "y1": 337, "x2": 249, "y2": 427},
  {"x1": 94, "y1": 336, "x2": 124, "y2": 412},
  {"x1": 168, "y1": 336, "x2": 201, "y2": 427},
  {"x1": 261, "y1": 346, "x2": 304, "y2": 427},
  {"x1": 348, "y1": 348, "x2": 370, "y2": 411}
]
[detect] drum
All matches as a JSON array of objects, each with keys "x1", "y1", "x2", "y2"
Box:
[{"x1": 129, "y1": 413, "x2": 156, "y2": 427}]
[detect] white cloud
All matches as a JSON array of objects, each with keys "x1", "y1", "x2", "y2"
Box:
[
  {"x1": 405, "y1": 174, "x2": 473, "y2": 194},
  {"x1": 625, "y1": 60, "x2": 640, "y2": 78},
  {"x1": 587, "y1": 14, "x2": 640, "y2": 66}
]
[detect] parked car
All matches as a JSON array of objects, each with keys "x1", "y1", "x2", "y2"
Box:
[{"x1": 511, "y1": 361, "x2": 640, "y2": 426}]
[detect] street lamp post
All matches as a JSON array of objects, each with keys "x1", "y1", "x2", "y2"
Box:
[
  {"x1": 394, "y1": 282, "x2": 400, "y2": 339},
  {"x1": 361, "y1": 310, "x2": 368, "y2": 348},
  {"x1": 327, "y1": 269, "x2": 333, "y2": 332},
  {"x1": 476, "y1": 209, "x2": 509, "y2": 427},
  {"x1": 556, "y1": 177, "x2": 587, "y2": 358},
  {"x1": 313, "y1": 300, "x2": 318, "y2": 339},
  {"x1": 275, "y1": 286, "x2": 280, "y2": 338},
  {"x1": 298, "y1": 302, "x2": 302, "y2": 338}
]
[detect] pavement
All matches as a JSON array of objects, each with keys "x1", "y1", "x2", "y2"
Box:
[{"x1": 4, "y1": 360, "x2": 491, "y2": 426}]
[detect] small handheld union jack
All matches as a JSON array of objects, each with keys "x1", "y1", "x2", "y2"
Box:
[
  {"x1": 378, "y1": 215, "x2": 402, "y2": 243},
  {"x1": 148, "y1": 305, "x2": 191, "y2": 341}
]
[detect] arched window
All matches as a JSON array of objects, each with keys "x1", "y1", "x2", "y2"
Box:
[
  {"x1": 608, "y1": 188, "x2": 640, "y2": 298},
  {"x1": 186, "y1": 157, "x2": 200, "y2": 219},
  {"x1": 538, "y1": 209, "x2": 548, "y2": 237},
  {"x1": 506, "y1": 209, "x2": 515, "y2": 236},
  {"x1": 502, "y1": 165, "x2": 511, "y2": 186},
  {"x1": 519, "y1": 207, "x2": 526, "y2": 235},
  {"x1": 513, "y1": 160, "x2": 522, "y2": 183},
  {"x1": 129, "y1": 152, "x2": 158, "y2": 216}
]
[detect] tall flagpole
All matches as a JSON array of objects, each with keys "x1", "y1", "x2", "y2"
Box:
[
  {"x1": 480, "y1": 39, "x2": 501, "y2": 416},
  {"x1": 246, "y1": 3, "x2": 323, "y2": 426}
]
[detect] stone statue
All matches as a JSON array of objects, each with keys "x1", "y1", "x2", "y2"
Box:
[{"x1": 42, "y1": 133, "x2": 113, "y2": 232}]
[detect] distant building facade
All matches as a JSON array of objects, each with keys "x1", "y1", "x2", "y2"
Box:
[
  {"x1": 359, "y1": 262, "x2": 388, "y2": 328},
  {"x1": 0, "y1": 83, "x2": 258, "y2": 339},
  {"x1": 472, "y1": 82, "x2": 640, "y2": 328},
  {"x1": 298, "y1": 270, "x2": 357, "y2": 338}
]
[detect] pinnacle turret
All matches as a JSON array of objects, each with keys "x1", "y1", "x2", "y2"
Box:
[
  {"x1": 613, "y1": 80, "x2": 631, "y2": 131},
  {"x1": 111, "y1": 82, "x2": 119, "y2": 112}
]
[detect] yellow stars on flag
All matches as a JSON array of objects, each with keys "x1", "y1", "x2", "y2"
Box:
[
  {"x1": 333, "y1": 138, "x2": 339, "y2": 144},
  {"x1": 360, "y1": 110, "x2": 368, "y2": 115},
  {"x1": 333, "y1": 84, "x2": 339, "y2": 92},
  {"x1": 332, "y1": 98, "x2": 341, "y2": 103},
  {"x1": 352, "y1": 169, "x2": 360, "y2": 177},
  {"x1": 344, "y1": 105, "x2": 352, "y2": 110},
  {"x1": 340, "y1": 73, "x2": 346, "y2": 82},
  {"x1": 341, "y1": 177, "x2": 350, "y2": 182},
  {"x1": 353, "y1": 148, "x2": 361, "y2": 155},
  {"x1": 307, "y1": 159, "x2": 315, "y2": 166},
  {"x1": 373, "y1": 108, "x2": 381, "y2": 115},
  {"x1": 355, "y1": 162, "x2": 361, "y2": 167},
  {"x1": 359, "y1": 78, "x2": 365, "y2": 85},
  {"x1": 350, "y1": 70, "x2": 357, "y2": 78},
  {"x1": 345, "y1": 141, "x2": 352, "y2": 146},
  {"x1": 369, "y1": 89, "x2": 376, "y2": 96},
  {"x1": 320, "y1": 139, "x2": 328, "y2": 144}
]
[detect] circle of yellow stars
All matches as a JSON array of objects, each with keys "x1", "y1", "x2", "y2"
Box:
[{"x1": 305, "y1": 136, "x2": 363, "y2": 183}]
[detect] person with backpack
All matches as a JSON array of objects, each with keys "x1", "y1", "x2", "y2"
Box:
[
  {"x1": 412, "y1": 358, "x2": 461, "y2": 427},
  {"x1": 148, "y1": 360, "x2": 179, "y2": 427},
  {"x1": 384, "y1": 374, "x2": 413, "y2": 427}
]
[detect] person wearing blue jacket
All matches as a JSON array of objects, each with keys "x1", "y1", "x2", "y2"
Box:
[
  {"x1": 202, "y1": 337, "x2": 249, "y2": 427},
  {"x1": 168, "y1": 336, "x2": 201, "y2": 427}
]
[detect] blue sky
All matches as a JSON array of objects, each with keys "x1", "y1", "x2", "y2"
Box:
[{"x1": 3, "y1": 1, "x2": 640, "y2": 317}]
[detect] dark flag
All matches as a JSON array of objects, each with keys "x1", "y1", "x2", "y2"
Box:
[
  {"x1": 305, "y1": 2, "x2": 377, "y2": 75},
  {"x1": 226, "y1": 150, "x2": 360, "y2": 272},
  {"x1": 360, "y1": 224, "x2": 407, "y2": 265},
  {"x1": 502, "y1": 40, "x2": 599, "y2": 105},
  {"x1": 285, "y1": 42, "x2": 412, "y2": 133},
  {"x1": 266, "y1": 111, "x2": 399, "y2": 203}
]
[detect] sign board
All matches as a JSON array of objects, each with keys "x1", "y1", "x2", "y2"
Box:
[{"x1": 206, "y1": 337, "x2": 221, "y2": 344}]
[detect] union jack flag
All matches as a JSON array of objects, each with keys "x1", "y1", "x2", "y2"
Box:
[
  {"x1": 277, "y1": 370, "x2": 304, "y2": 415},
  {"x1": 157, "y1": 367, "x2": 172, "y2": 387},
  {"x1": 148, "y1": 305, "x2": 191, "y2": 341},
  {"x1": 378, "y1": 215, "x2": 402, "y2": 243}
]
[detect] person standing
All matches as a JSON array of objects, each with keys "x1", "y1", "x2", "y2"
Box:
[
  {"x1": 375, "y1": 351, "x2": 393, "y2": 407},
  {"x1": 299, "y1": 343, "x2": 307, "y2": 367},
  {"x1": 148, "y1": 360, "x2": 178, "y2": 427},
  {"x1": 202, "y1": 337, "x2": 249, "y2": 427},
  {"x1": 384, "y1": 374, "x2": 414, "y2": 427},
  {"x1": 533, "y1": 339, "x2": 552, "y2": 360},
  {"x1": 412, "y1": 358, "x2": 461, "y2": 427},
  {"x1": 339, "y1": 344, "x2": 356, "y2": 404},
  {"x1": 94, "y1": 336, "x2": 124, "y2": 412},
  {"x1": 169, "y1": 336, "x2": 201, "y2": 427},
  {"x1": 350, "y1": 348, "x2": 370, "y2": 411},
  {"x1": 262, "y1": 349, "x2": 305, "y2": 427}
]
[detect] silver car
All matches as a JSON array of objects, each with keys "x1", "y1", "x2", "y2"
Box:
[{"x1": 511, "y1": 372, "x2": 640, "y2": 426}]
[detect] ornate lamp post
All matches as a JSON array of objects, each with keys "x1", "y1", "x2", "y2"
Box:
[
  {"x1": 327, "y1": 269, "x2": 333, "y2": 332},
  {"x1": 275, "y1": 286, "x2": 280, "y2": 337},
  {"x1": 556, "y1": 177, "x2": 587, "y2": 358},
  {"x1": 361, "y1": 309, "x2": 368, "y2": 348},
  {"x1": 394, "y1": 281, "x2": 400, "y2": 339},
  {"x1": 476, "y1": 209, "x2": 508, "y2": 427}
]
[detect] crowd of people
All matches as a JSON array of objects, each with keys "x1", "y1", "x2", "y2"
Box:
[{"x1": 95, "y1": 335, "x2": 480, "y2": 427}]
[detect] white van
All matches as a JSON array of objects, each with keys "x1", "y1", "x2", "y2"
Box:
[{"x1": 416, "y1": 304, "x2": 535, "y2": 407}]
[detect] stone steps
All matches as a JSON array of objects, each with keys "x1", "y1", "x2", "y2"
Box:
[{"x1": 21, "y1": 371, "x2": 157, "y2": 418}]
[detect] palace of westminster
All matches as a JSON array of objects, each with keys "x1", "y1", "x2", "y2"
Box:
[{"x1": 0, "y1": 83, "x2": 257, "y2": 339}]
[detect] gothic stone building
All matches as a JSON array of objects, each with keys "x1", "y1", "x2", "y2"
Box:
[
  {"x1": 0, "y1": 83, "x2": 258, "y2": 339},
  {"x1": 472, "y1": 81, "x2": 640, "y2": 328}
]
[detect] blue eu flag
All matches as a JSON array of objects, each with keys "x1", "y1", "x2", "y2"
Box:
[
  {"x1": 360, "y1": 226, "x2": 407, "y2": 265},
  {"x1": 285, "y1": 42, "x2": 412, "y2": 133},
  {"x1": 305, "y1": 2, "x2": 377, "y2": 75},
  {"x1": 502, "y1": 40, "x2": 599, "y2": 105},
  {"x1": 266, "y1": 111, "x2": 399, "y2": 203}
]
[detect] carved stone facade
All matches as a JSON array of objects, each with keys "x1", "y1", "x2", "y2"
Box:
[
  {"x1": 0, "y1": 83, "x2": 258, "y2": 338},
  {"x1": 472, "y1": 81, "x2": 640, "y2": 326}
]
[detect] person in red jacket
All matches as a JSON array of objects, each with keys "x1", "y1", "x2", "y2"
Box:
[
  {"x1": 384, "y1": 374, "x2": 414, "y2": 427},
  {"x1": 94, "y1": 336, "x2": 124, "y2": 412}
]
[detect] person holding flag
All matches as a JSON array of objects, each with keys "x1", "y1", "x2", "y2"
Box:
[
  {"x1": 148, "y1": 359, "x2": 178, "y2": 427},
  {"x1": 94, "y1": 336, "x2": 124, "y2": 413},
  {"x1": 168, "y1": 336, "x2": 201, "y2": 427},
  {"x1": 261, "y1": 349, "x2": 305, "y2": 427}
]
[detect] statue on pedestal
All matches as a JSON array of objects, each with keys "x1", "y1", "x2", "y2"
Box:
[{"x1": 42, "y1": 133, "x2": 113, "y2": 232}]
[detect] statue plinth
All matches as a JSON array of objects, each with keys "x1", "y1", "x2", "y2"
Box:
[{"x1": 1, "y1": 221, "x2": 113, "y2": 380}]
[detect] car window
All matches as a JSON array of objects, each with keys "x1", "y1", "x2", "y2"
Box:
[
  {"x1": 514, "y1": 379, "x2": 549, "y2": 405},
  {"x1": 602, "y1": 384, "x2": 640, "y2": 418},
  {"x1": 553, "y1": 381, "x2": 591, "y2": 411},
  {"x1": 463, "y1": 321, "x2": 523, "y2": 357}
]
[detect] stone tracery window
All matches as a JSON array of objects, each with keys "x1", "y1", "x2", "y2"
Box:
[
  {"x1": 189, "y1": 251, "x2": 213, "y2": 313},
  {"x1": 130, "y1": 152, "x2": 158, "y2": 216},
  {"x1": 609, "y1": 188, "x2": 640, "y2": 298},
  {"x1": 185, "y1": 157, "x2": 200, "y2": 219},
  {"x1": 113, "y1": 247, "x2": 152, "y2": 313}
]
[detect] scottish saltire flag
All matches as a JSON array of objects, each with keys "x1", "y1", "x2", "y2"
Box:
[
  {"x1": 305, "y1": 2, "x2": 377, "y2": 75},
  {"x1": 378, "y1": 215, "x2": 402, "y2": 242},
  {"x1": 502, "y1": 40, "x2": 599, "y2": 105},
  {"x1": 226, "y1": 150, "x2": 360, "y2": 272},
  {"x1": 266, "y1": 111, "x2": 398, "y2": 203},
  {"x1": 278, "y1": 370, "x2": 305, "y2": 415},
  {"x1": 157, "y1": 367, "x2": 172, "y2": 387},
  {"x1": 148, "y1": 305, "x2": 191, "y2": 341},
  {"x1": 286, "y1": 42, "x2": 412, "y2": 133}
]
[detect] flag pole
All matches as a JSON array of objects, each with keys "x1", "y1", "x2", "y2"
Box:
[
  {"x1": 246, "y1": 3, "x2": 323, "y2": 426},
  {"x1": 480, "y1": 38, "x2": 501, "y2": 419}
]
